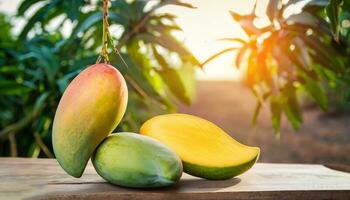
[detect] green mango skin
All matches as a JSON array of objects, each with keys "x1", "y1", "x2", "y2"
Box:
[
  {"x1": 183, "y1": 154, "x2": 259, "y2": 180},
  {"x1": 52, "y1": 63, "x2": 128, "y2": 178},
  {"x1": 92, "y1": 133, "x2": 183, "y2": 188}
]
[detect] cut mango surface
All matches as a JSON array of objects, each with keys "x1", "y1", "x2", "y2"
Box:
[{"x1": 140, "y1": 113, "x2": 260, "y2": 180}]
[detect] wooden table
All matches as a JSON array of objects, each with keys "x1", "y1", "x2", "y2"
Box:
[{"x1": 0, "y1": 158, "x2": 349, "y2": 200}]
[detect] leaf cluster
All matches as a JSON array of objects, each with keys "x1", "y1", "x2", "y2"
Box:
[
  {"x1": 0, "y1": 0, "x2": 199, "y2": 157},
  {"x1": 203, "y1": 0, "x2": 350, "y2": 133}
]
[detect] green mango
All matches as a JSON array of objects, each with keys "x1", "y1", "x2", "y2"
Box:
[{"x1": 92, "y1": 132, "x2": 183, "y2": 188}]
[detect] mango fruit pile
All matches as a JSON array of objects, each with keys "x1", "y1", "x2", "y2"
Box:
[{"x1": 52, "y1": 63, "x2": 260, "y2": 188}]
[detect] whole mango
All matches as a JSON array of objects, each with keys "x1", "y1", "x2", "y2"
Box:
[
  {"x1": 52, "y1": 63, "x2": 128, "y2": 178},
  {"x1": 92, "y1": 132, "x2": 183, "y2": 188}
]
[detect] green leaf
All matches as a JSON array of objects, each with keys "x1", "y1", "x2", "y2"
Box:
[
  {"x1": 18, "y1": 0, "x2": 61, "y2": 39},
  {"x1": 270, "y1": 96, "x2": 282, "y2": 134},
  {"x1": 158, "y1": 63, "x2": 195, "y2": 105},
  {"x1": 151, "y1": 46, "x2": 170, "y2": 69},
  {"x1": 344, "y1": 0, "x2": 350, "y2": 11},
  {"x1": 326, "y1": 0, "x2": 342, "y2": 40},
  {"x1": 147, "y1": 23, "x2": 182, "y2": 33},
  {"x1": 0, "y1": 80, "x2": 32, "y2": 95},
  {"x1": 252, "y1": 101, "x2": 262, "y2": 126},
  {"x1": 0, "y1": 92, "x2": 48, "y2": 140},
  {"x1": 286, "y1": 39, "x2": 311, "y2": 73},
  {"x1": 302, "y1": 75, "x2": 328, "y2": 111},
  {"x1": 28, "y1": 143, "x2": 40, "y2": 158},
  {"x1": 301, "y1": 35, "x2": 344, "y2": 73},
  {"x1": 115, "y1": 48, "x2": 163, "y2": 100},
  {"x1": 131, "y1": 0, "x2": 148, "y2": 18},
  {"x1": 0, "y1": 66, "x2": 24, "y2": 74},
  {"x1": 63, "y1": 0, "x2": 84, "y2": 21},
  {"x1": 201, "y1": 47, "x2": 237, "y2": 67},
  {"x1": 17, "y1": 0, "x2": 45, "y2": 16},
  {"x1": 41, "y1": 7, "x2": 65, "y2": 27},
  {"x1": 20, "y1": 45, "x2": 60, "y2": 85},
  {"x1": 33, "y1": 92, "x2": 50, "y2": 116},
  {"x1": 137, "y1": 33, "x2": 199, "y2": 66},
  {"x1": 283, "y1": 83, "x2": 303, "y2": 131},
  {"x1": 71, "y1": 12, "x2": 102, "y2": 38},
  {"x1": 71, "y1": 12, "x2": 124, "y2": 38},
  {"x1": 151, "y1": 45, "x2": 196, "y2": 105}
]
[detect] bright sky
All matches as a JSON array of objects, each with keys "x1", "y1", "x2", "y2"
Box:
[
  {"x1": 161, "y1": 0, "x2": 269, "y2": 80},
  {"x1": 0, "y1": 0, "x2": 269, "y2": 80}
]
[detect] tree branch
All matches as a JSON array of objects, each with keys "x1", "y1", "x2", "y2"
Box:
[
  {"x1": 33, "y1": 132, "x2": 54, "y2": 158},
  {"x1": 8, "y1": 133, "x2": 17, "y2": 157}
]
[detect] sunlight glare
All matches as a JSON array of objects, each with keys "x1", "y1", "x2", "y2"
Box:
[{"x1": 161, "y1": 0, "x2": 269, "y2": 80}]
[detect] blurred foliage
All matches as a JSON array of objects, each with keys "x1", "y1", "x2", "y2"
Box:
[
  {"x1": 203, "y1": 0, "x2": 350, "y2": 133},
  {"x1": 0, "y1": 0, "x2": 199, "y2": 157},
  {"x1": 325, "y1": 0, "x2": 350, "y2": 112},
  {"x1": 326, "y1": 0, "x2": 350, "y2": 41}
]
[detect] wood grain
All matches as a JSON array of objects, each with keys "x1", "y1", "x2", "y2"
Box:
[{"x1": 0, "y1": 158, "x2": 349, "y2": 200}]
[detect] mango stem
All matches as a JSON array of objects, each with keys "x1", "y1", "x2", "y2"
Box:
[{"x1": 99, "y1": 0, "x2": 110, "y2": 64}]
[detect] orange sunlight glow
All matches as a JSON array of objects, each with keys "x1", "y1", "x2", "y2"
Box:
[{"x1": 161, "y1": 0, "x2": 270, "y2": 81}]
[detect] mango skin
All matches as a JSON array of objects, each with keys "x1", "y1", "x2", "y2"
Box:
[
  {"x1": 52, "y1": 63, "x2": 128, "y2": 178},
  {"x1": 140, "y1": 113, "x2": 260, "y2": 180},
  {"x1": 92, "y1": 132, "x2": 183, "y2": 188},
  {"x1": 183, "y1": 154, "x2": 259, "y2": 180}
]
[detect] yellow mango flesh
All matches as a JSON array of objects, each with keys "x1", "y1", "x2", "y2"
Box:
[
  {"x1": 140, "y1": 113, "x2": 260, "y2": 179},
  {"x1": 52, "y1": 63, "x2": 128, "y2": 178}
]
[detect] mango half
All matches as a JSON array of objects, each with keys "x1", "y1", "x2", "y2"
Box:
[
  {"x1": 52, "y1": 63, "x2": 128, "y2": 178},
  {"x1": 140, "y1": 113, "x2": 260, "y2": 180},
  {"x1": 92, "y1": 132, "x2": 183, "y2": 188}
]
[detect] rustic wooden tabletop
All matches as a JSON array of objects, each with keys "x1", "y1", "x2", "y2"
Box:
[{"x1": 0, "y1": 158, "x2": 349, "y2": 200}]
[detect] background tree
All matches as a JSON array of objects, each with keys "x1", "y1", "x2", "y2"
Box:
[
  {"x1": 0, "y1": 0, "x2": 199, "y2": 157},
  {"x1": 203, "y1": 0, "x2": 350, "y2": 133}
]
